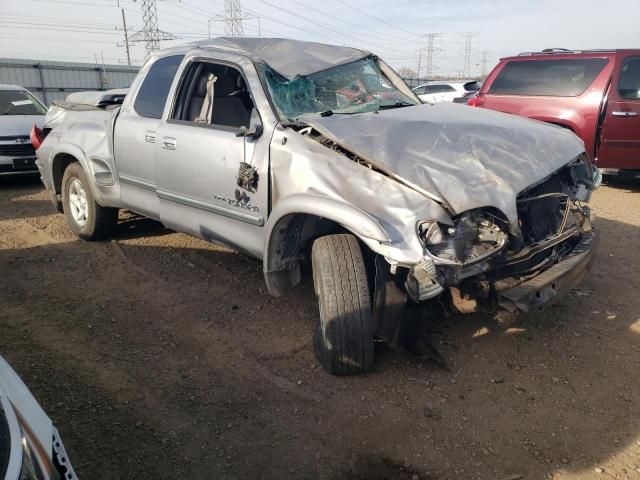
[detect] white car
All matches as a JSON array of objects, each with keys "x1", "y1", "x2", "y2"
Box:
[
  {"x1": 413, "y1": 82, "x2": 471, "y2": 103},
  {"x1": 0, "y1": 85, "x2": 46, "y2": 175}
]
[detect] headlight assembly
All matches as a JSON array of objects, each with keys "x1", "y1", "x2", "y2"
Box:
[{"x1": 417, "y1": 209, "x2": 508, "y2": 265}]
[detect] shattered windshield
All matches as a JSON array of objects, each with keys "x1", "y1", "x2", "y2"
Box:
[{"x1": 261, "y1": 57, "x2": 418, "y2": 121}]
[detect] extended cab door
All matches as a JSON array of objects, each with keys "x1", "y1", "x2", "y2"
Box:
[
  {"x1": 597, "y1": 52, "x2": 640, "y2": 169},
  {"x1": 154, "y1": 52, "x2": 275, "y2": 258},
  {"x1": 113, "y1": 54, "x2": 184, "y2": 219}
]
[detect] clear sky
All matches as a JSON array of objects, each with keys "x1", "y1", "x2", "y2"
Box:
[{"x1": 0, "y1": 0, "x2": 638, "y2": 77}]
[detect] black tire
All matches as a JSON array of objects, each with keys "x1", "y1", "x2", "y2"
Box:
[
  {"x1": 61, "y1": 162, "x2": 118, "y2": 241},
  {"x1": 312, "y1": 234, "x2": 374, "y2": 375}
]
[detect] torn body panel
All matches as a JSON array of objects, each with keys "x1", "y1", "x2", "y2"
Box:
[{"x1": 263, "y1": 123, "x2": 454, "y2": 294}]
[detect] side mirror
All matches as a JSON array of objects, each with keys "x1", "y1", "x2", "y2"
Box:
[{"x1": 236, "y1": 123, "x2": 263, "y2": 139}]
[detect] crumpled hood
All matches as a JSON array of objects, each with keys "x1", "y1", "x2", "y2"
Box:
[
  {"x1": 0, "y1": 115, "x2": 44, "y2": 137},
  {"x1": 304, "y1": 103, "x2": 585, "y2": 226}
]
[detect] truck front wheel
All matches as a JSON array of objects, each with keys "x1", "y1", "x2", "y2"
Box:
[
  {"x1": 311, "y1": 234, "x2": 375, "y2": 375},
  {"x1": 62, "y1": 163, "x2": 118, "y2": 240}
]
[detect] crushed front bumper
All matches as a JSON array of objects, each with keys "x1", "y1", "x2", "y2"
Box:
[{"x1": 497, "y1": 231, "x2": 598, "y2": 313}]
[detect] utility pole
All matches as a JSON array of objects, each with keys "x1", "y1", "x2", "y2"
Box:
[
  {"x1": 461, "y1": 31, "x2": 481, "y2": 78},
  {"x1": 129, "y1": 0, "x2": 178, "y2": 56},
  {"x1": 121, "y1": 8, "x2": 131, "y2": 66}
]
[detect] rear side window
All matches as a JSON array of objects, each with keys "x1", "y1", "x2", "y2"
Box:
[
  {"x1": 618, "y1": 57, "x2": 640, "y2": 99},
  {"x1": 488, "y1": 58, "x2": 608, "y2": 97},
  {"x1": 134, "y1": 55, "x2": 183, "y2": 118}
]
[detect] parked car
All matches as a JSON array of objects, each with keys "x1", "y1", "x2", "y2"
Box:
[
  {"x1": 0, "y1": 85, "x2": 47, "y2": 175},
  {"x1": 33, "y1": 38, "x2": 600, "y2": 375},
  {"x1": 473, "y1": 48, "x2": 640, "y2": 171},
  {"x1": 452, "y1": 82, "x2": 482, "y2": 104},
  {"x1": 413, "y1": 81, "x2": 475, "y2": 103},
  {"x1": 0, "y1": 356, "x2": 78, "y2": 480}
]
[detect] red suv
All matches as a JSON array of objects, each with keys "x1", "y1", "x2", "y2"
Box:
[{"x1": 474, "y1": 49, "x2": 640, "y2": 170}]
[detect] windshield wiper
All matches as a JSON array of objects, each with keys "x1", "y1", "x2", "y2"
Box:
[{"x1": 378, "y1": 101, "x2": 415, "y2": 110}]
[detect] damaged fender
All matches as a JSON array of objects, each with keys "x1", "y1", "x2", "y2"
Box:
[
  {"x1": 263, "y1": 193, "x2": 389, "y2": 296},
  {"x1": 40, "y1": 104, "x2": 122, "y2": 210},
  {"x1": 263, "y1": 125, "x2": 453, "y2": 296}
]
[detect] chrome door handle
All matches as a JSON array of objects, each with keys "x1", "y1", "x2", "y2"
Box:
[
  {"x1": 612, "y1": 111, "x2": 638, "y2": 117},
  {"x1": 144, "y1": 132, "x2": 156, "y2": 143},
  {"x1": 161, "y1": 137, "x2": 177, "y2": 150}
]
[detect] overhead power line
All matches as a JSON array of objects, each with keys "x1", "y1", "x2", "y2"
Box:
[
  {"x1": 281, "y1": 0, "x2": 415, "y2": 43},
  {"x1": 248, "y1": 0, "x2": 414, "y2": 58},
  {"x1": 332, "y1": 0, "x2": 420, "y2": 37}
]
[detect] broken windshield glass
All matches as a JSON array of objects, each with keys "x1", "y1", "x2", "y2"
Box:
[{"x1": 261, "y1": 57, "x2": 418, "y2": 121}]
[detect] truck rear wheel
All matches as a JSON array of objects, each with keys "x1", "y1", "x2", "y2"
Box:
[
  {"x1": 312, "y1": 234, "x2": 374, "y2": 375},
  {"x1": 62, "y1": 162, "x2": 118, "y2": 241}
]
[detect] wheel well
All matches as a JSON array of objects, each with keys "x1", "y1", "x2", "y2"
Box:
[
  {"x1": 52, "y1": 153, "x2": 78, "y2": 195},
  {"x1": 264, "y1": 213, "x2": 352, "y2": 296}
]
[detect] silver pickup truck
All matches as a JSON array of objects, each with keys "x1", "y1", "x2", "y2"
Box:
[{"x1": 34, "y1": 38, "x2": 600, "y2": 375}]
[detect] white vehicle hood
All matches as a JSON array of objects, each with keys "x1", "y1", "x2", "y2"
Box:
[{"x1": 303, "y1": 103, "x2": 585, "y2": 227}]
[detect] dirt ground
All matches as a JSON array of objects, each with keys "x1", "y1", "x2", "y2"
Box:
[{"x1": 1, "y1": 174, "x2": 639, "y2": 480}]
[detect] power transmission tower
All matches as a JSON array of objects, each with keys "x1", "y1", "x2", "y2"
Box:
[
  {"x1": 129, "y1": 0, "x2": 178, "y2": 56},
  {"x1": 480, "y1": 50, "x2": 490, "y2": 78},
  {"x1": 461, "y1": 32, "x2": 481, "y2": 78},
  {"x1": 224, "y1": 0, "x2": 245, "y2": 36},
  {"x1": 209, "y1": 0, "x2": 260, "y2": 38},
  {"x1": 419, "y1": 33, "x2": 443, "y2": 79}
]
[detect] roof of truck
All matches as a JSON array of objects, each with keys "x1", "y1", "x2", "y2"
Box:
[{"x1": 166, "y1": 37, "x2": 372, "y2": 80}]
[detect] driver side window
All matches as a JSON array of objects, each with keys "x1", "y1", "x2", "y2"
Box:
[{"x1": 173, "y1": 61, "x2": 256, "y2": 129}]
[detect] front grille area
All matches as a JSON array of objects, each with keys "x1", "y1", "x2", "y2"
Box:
[
  {"x1": 0, "y1": 143, "x2": 35, "y2": 157},
  {"x1": 0, "y1": 135, "x2": 29, "y2": 141},
  {"x1": 517, "y1": 171, "x2": 567, "y2": 244}
]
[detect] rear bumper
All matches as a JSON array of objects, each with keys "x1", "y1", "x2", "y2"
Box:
[{"x1": 497, "y1": 231, "x2": 598, "y2": 313}]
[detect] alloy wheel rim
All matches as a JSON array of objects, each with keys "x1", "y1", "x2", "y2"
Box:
[{"x1": 68, "y1": 179, "x2": 88, "y2": 227}]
